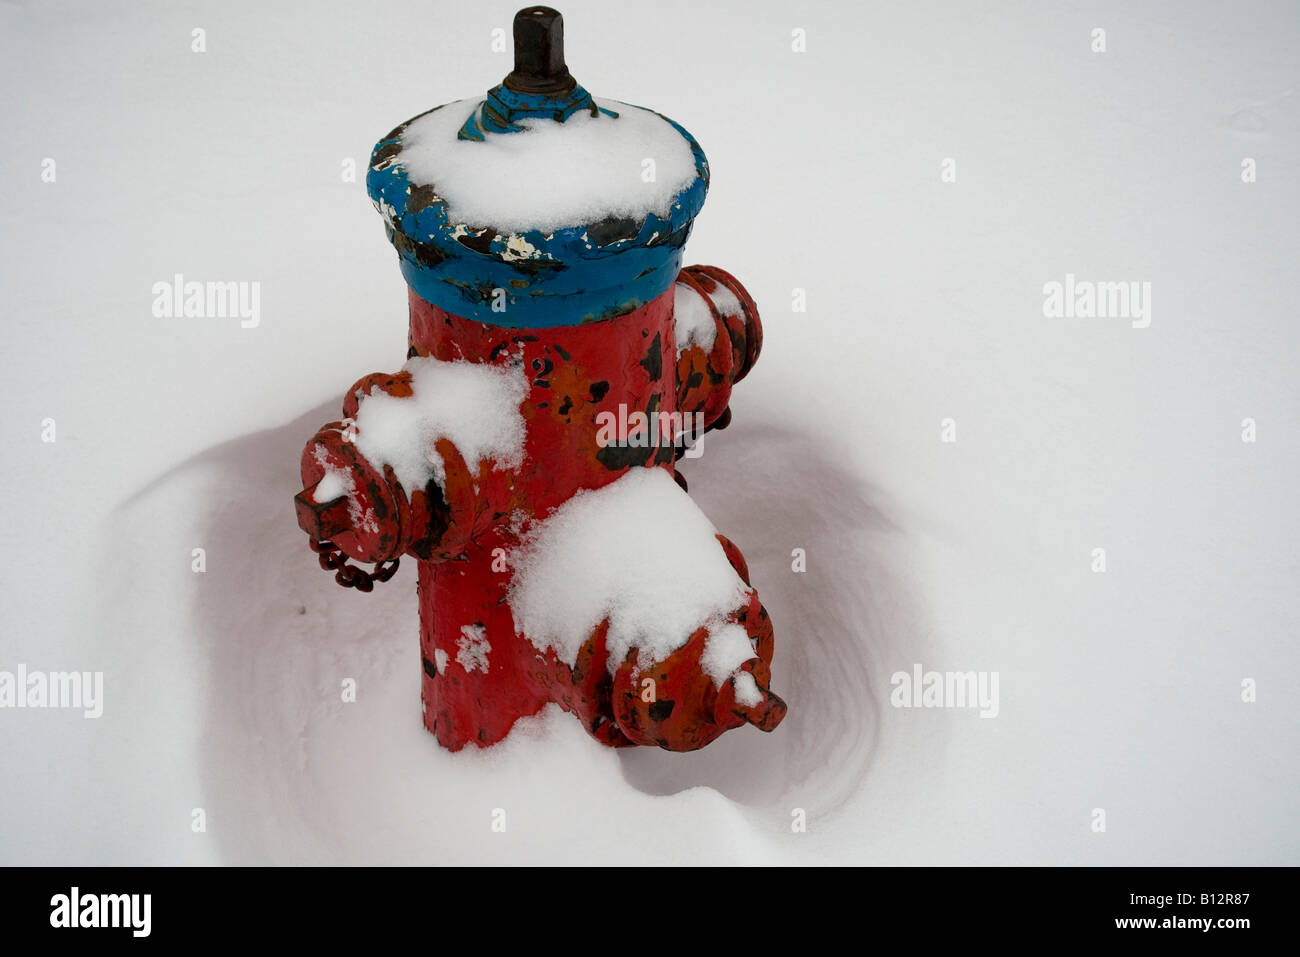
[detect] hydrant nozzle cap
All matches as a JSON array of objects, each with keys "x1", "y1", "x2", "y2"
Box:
[{"x1": 505, "y1": 7, "x2": 575, "y2": 95}]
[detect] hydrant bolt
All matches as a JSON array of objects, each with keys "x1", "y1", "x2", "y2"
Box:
[
  {"x1": 293, "y1": 487, "x2": 351, "y2": 542},
  {"x1": 506, "y1": 6, "x2": 573, "y2": 94}
]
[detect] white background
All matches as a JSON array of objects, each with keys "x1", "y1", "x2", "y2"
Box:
[{"x1": 1, "y1": 0, "x2": 1296, "y2": 864}]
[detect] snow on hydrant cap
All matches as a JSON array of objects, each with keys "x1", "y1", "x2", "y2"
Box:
[{"x1": 365, "y1": 6, "x2": 710, "y2": 328}]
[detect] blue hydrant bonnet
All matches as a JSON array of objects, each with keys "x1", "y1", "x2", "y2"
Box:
[{"x1": 365, "y1": 6, "x2": 710, "y2": 327}]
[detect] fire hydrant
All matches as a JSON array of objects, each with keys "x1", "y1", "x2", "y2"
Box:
[{"x1": 293, "y1": 6, "x2": 787, "y2": 752}]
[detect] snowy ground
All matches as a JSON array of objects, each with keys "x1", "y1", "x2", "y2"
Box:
[{"x1": 2, "y1": 0, "x2": 1297, "y2": 865}]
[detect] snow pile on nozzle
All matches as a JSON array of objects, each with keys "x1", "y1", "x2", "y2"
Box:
[
  {"x1": 508, "y1": 467, "x2": 759, "y2": 682},
  {"x1": 673, "y1": 282, "x2": 718, "y2": 353},
  {"x1": 352, "y1": 356, "x2": 528, "y2": 492}
]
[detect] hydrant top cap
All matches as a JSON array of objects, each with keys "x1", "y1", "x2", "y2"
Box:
[{"x1": 364, "y1": 6, "x2": 710, "y2": 329}]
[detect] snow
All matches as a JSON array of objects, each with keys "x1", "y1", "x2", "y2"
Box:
[
  {"x1": 507, "y1": 467, "x2": 750, "y2": 672},
  {"x1": 351, "y1": 356, "x2": 528, "y2": 492},
  {"x1": 396, "y1": 97, "x2": 698, "y2": 234},
  {"x1": 3, "y1": 0, "x2": 1298, "y2": 867},
  {"x1": 673, "y1": 282, "x2": 717, "y2": 353},
  {"x1": 706, "y1": 281, "x2": 743, "y2": 318},
  {"x1": 312, "y1": 470, "x2": 347, "y2": 503},
  {"x1": 732, "y1": 672, "x2": 763, "y2": 709},
  {"x1": 700, "y1": 622, "x2": 759, "y2": 687},
  {"x1": 455, "y1": 624, "x2": 490, "y2": 674}
]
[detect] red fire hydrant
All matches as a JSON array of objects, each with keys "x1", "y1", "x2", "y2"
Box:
[{"x1": 294, "y1": 7, "x2": 786, "y2": 752}]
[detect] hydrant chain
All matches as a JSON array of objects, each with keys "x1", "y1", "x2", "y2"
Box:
[{"x1": 310, "y1": 538, "x2": 401, "y2": 593}]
